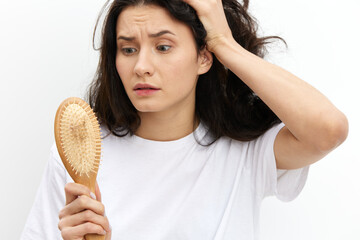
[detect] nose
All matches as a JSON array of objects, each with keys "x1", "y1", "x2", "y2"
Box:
[{"x1": 133, "y1": 48, "x2": 155, "y2": 77}]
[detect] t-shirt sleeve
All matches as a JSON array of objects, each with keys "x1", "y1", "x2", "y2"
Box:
[
  {"x1": 252, "y1": 123, "x2": 310, "y2": 202},
  {"x1": 21, "y1": 143, "x2": 70, "y2": 239}
]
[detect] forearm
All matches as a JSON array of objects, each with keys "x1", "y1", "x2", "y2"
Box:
[{"x1": 214, "y1": 38, "x2": 348, "y2": 151}]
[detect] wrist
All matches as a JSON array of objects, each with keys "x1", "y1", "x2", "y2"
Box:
[{"x1": 209, "y1": 37, "x2": 248, "y2": 65}]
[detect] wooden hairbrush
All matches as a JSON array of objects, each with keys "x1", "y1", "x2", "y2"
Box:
[{"x1": 54, "y1": 97, "x2": 105, "y2": 240}]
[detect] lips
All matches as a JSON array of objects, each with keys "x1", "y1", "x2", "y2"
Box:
[
  {"x1": 133, "y1": 83, "x2": 160, "y2": 90},
  {"x1": 133, "y1": 83, "x2": 160, "y2": 96}
]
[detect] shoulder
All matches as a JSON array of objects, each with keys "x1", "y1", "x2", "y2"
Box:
[
  {"x1": 204, "y1": 123, "x2": 284, "y2": 167},
  {"x1": 211, "y1": 123, "x2": 284, "y2": 149}
]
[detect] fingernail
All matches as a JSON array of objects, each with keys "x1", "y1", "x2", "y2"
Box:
[{"x1": 90, "y1": 192, "x2": 96, "y2": 200}]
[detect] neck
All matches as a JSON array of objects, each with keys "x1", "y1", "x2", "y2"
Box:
[{"x1": 136, "y1": 110, "x2": 198, "y2": 141}]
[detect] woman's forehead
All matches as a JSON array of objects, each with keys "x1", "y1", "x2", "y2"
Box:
[{"x1": 116, "y1": 4, "x2": 183, "y2": 35}]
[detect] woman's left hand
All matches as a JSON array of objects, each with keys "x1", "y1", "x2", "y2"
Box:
[{"x1": 182, "y1": 0, "x2": 234, "y2": 53}]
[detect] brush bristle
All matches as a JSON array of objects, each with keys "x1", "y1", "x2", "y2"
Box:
[{"x1": 59, "y1": 101, "x2": 102, "y2": 177}]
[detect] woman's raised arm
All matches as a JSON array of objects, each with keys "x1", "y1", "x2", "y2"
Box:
[{"x1": 183, "y1": 0, "x2": 348, "y2": 169}]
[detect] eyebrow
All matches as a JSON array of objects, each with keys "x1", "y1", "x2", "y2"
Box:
[{"x1": 117, "y1": 30, "x2": 175, "y2": 41}]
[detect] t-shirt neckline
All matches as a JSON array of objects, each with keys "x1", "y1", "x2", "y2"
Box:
[{"x1": 127, "y1": 123, "x2": 206, "y2": 151}]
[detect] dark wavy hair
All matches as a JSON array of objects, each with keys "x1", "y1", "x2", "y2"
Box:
[{"x1": 88, "y1": 0, "x2": 284, "y2": 143}]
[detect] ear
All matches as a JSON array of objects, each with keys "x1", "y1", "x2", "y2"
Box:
[{"x1": 197, "y1": 47, "x2": 213, "y2": 75}]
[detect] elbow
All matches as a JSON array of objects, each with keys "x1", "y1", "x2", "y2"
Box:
[{"x1": 315, "y1": 112, "x2": 349, "y2": 153}]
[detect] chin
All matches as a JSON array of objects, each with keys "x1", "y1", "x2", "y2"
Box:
[{"x1": 133, "y1": 104, "x2": 161, "y2": 113}]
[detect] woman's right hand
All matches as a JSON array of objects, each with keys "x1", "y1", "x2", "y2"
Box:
[{"x1": 58, "y1": 182, "x2": 111, "y2": 240}]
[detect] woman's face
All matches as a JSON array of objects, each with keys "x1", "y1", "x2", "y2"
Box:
[{"x1": 115, "y1": 4, "x2": 211, "y2": 116}]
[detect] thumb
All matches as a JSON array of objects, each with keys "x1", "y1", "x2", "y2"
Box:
[{"x1": 95, "y1": 181, "x2": 102, "y2": 202}]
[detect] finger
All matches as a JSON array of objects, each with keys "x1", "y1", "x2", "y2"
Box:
[
  {"x1": 59, "y1": 209, "x2": 111, "y2": 233},
  {"x1": 95, "y1": 181, "x2": 102, "y2": 202},
  {"x1": 61, "y1": 222, "x2": 106, "y2": 239},
  {"x1": 59, "y1": 195, "x2": 105, "y2": 219},
  {"x1": 64, "y1": 182, "x2": 92, "y2": 205},
  {"x1": 182, "y1": 0, "x2": 218, "y2": 14},
  {"x1": 105, "y1": 227, "x2": 112, "y2": 240},
  {"x1": 181, "y1": 0, "x2": 201, "y2": 10}
]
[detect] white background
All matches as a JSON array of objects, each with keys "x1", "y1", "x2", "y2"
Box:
[{"x1": 0, "y1": 0, "x2": 359, "y2": 239}]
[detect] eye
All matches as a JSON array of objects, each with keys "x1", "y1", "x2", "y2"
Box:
[
  {"x1": 121, "y1": 48, "x2": 137, "y2": 55},
  {"x1": 156, "y1": 45, "x2": 171, "y2": 52}
]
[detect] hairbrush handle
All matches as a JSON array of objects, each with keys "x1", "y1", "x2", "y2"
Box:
[
  {"x1": 83, "y1": 178, "x2": 105, "y2": 240},
  {"x1": 85, "y1": 234, "x2": 106, "y2": 240}
]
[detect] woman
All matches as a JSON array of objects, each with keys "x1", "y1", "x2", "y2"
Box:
[{"x1": 21, "y1": 0, "x2": 348, "y2": 239}]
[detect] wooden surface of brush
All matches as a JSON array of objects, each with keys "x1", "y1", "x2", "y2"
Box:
[{"x1": 54, "y1": 97, "x2": 105, "y2": 240}]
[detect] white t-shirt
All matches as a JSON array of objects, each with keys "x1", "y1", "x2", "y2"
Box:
[{"x1": 21, "y1": 123, "x2": 309, "y2": 240}]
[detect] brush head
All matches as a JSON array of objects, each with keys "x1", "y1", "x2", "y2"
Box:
[{"x1": 54, "y1": 97, "x2": 102, "y2": 190}]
